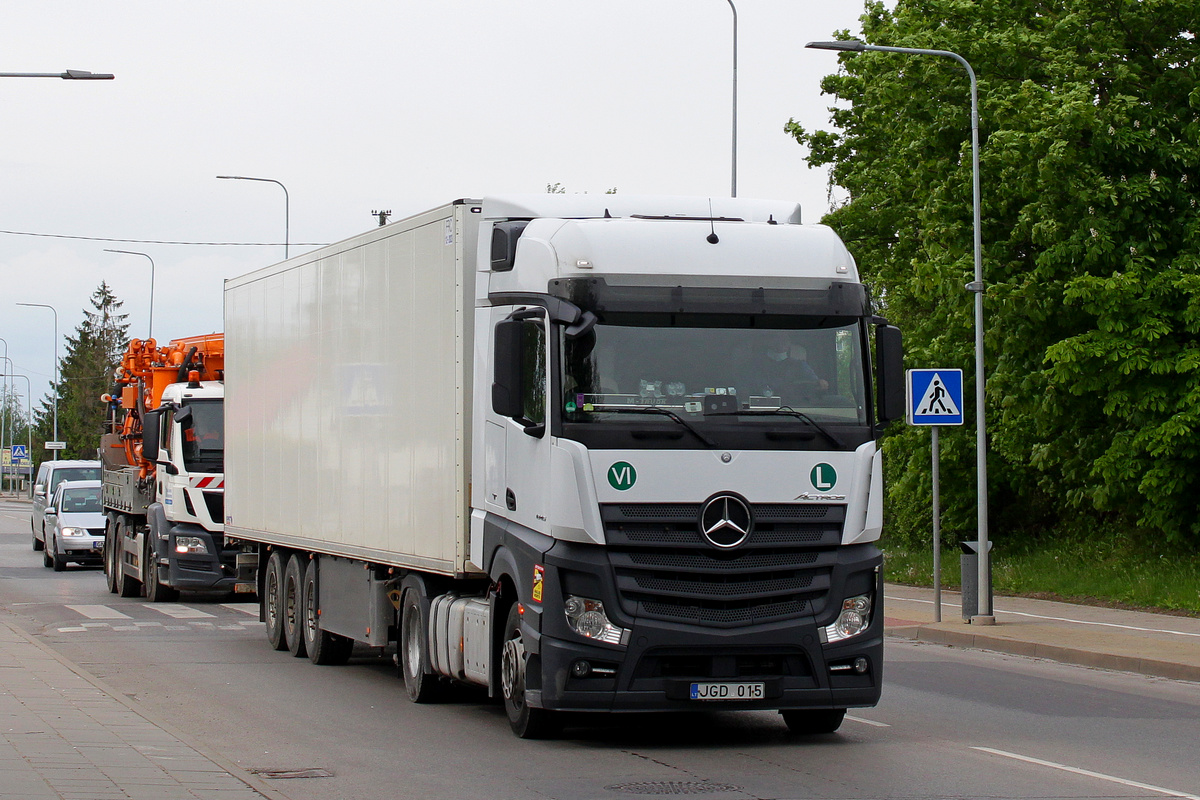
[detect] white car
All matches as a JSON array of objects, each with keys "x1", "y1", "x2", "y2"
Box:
[{"x1": 43, "y1": 479, "x2": 105, "y2": 572}]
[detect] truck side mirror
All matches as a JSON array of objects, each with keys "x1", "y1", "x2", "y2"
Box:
[
  {"x1": 492, "y1": 318, "x2": 525, "y2": 419},
  {"x1": 875, "y1": 325, "x2": 904, "y2": 423},
  {"x1": 142, "y1": 410, "x2": 162, "y2": 461}
]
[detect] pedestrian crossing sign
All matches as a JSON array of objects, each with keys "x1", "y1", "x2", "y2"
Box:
[{"x1": 906, "y1": 369, "x2": 964, "y2": 426}]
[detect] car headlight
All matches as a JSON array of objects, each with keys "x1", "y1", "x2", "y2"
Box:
[
  {"x1": 60, "y1": 527, "x2": 88, "y2": 537},
  {"x1": 564, "y1": 595, "x2": 630, "y2": 646},
  {"x1": 821, "y1": 594, "x2": 873, "y2": 643},
  {"x1": 174, "y1": 535, "x2": 209, "y2": 555}
]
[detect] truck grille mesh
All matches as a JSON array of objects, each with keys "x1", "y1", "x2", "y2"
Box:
[{"x1": 603, "y1": 503, "x2": 842, "y2": 628}]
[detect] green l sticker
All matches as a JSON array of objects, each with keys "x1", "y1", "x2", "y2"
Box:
[
  {"x1": 608, "y1": 461, "x2": 637, "y2": 491},
  {"x1": 810, "y1": 463, "x2": 837, "y2": 491}
]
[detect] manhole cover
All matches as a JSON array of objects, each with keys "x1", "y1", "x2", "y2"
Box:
[
  {"x1": 606, "y1": 782, "x2": 741, "y2": 795},
  {"x1": 249, "y1": 767, "x2": 335, "y2": 779}
]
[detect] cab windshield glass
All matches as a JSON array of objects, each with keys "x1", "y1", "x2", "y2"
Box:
[
  {"x1": 561, "y1": 314, "x2": 867, "y2": 428},
  {"x1": 181, "y1": 399, "x2": 224, "y2": 473}
]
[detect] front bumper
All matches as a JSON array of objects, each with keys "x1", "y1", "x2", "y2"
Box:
[
  {"x1": 163, "y1": 525, "x2": 240, "y2": 591},
  {"x1": 60, "y1": 538, "x2": 104, "y2": 564}
]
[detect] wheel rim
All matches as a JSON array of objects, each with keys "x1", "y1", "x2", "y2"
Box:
[
  {"x1": 266, "y1": 568, "x2": 280, "y2": 627},
  {"x1": 501, "y1": 633, "x2": 525, "y2": 708},
  {"x1": 403, "y1": 605, "x2": 420, "y2": 680},
  {"x1": 304, "y1": 581, "x2": 317, "y2": 644}
]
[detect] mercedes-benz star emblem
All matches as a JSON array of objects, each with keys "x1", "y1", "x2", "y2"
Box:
[{"x1": 699, "y1": 494, "x2": 753, "y2": 549}]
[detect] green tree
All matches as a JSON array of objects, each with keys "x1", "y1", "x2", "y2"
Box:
[
  {"x1": 789, "y1": 0, "x2": 1200, "y2": 545},
  {"x1": 33, "y1": 283, "x2": 130, "y2": 463}
]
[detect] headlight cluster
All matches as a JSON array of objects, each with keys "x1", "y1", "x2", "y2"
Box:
[
  {"x1": 821, "y1": 594, "x2": 873, "y2": 643},
  {"x1": 60, "y1": 527, "x2": 89, "y2": 537},
  {"x1": 564, "y1": 595, "x2": 630, "y2": 646},
  {"x1": 174, "y1": 536, "x2": 209, "y2": 555}
]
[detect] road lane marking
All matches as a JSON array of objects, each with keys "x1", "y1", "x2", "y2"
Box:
[
  {"x1": 149, "y1": 604, "x2": 216, "y2": 619},
  {"x1": 66, "y1": 605, "x2": 132, "y2": 620},
  {"x1": 845, "y1": 715, "x2": 890, "y2": 727},
  {"x1": 220, "y1": 603, "x2": 260, "y2": 616},
  {"x1": 885, "y1": 595, "x2": 1200, "y2": 638},
  {"x1": 973, "y1": 747, "x2": 1200, "y2": 800}
]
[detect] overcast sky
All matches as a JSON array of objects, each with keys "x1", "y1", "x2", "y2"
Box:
[{"x1": 1, "y1": 1, "x2": 867, "y2": 416}]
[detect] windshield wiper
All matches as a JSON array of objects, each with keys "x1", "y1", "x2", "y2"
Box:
[
  {"x1": 707, "y1": 407, "x2": 843, "y2": 447},
  {"x1": 600, "y1": 406, "x2": 719, "y2": 448}
]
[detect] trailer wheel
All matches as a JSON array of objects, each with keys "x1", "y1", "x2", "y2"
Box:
[
  {"x1": 780, "y1": 708, "x2": 846, "y2": 735},
  {"x1": 283, "y1": 554, "x2": 308, "y2": 658},
  {"x1": 399, "y1": 590, "x2": 443, "y2": 703},
  {"x1": 115, "y1": 518, "x2": 142, "y2": 598},
  {"x1": 104, "y1": 514, "x2": 119, "y2": 594},
  {"x1": 143, "y1": 529, "x2": 179, "y2": 603},
  {"x1": 301, "y1": 559, "x2": 354, "y2": 666},
  {"x1": 500, "y1": 603, "x2": 562, "y2": 739},
  {"x1": 264, "y1": 550, "x2": 289, "y2": 651}
]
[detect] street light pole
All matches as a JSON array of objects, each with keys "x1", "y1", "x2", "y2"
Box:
[
  {"x1": 3, "y1": 373, "x2": 33, "y2": 492},
  {"x1": 104, "y1": 249, "x2": 156, "y2": 340},
  {"x1": 725, "y1": 0, "x2": 738, "y2": 197},
  {"x1": 0, "y1": 70, "x2": 114, "y2": 80},
  {"x1": 16, "y1": 302, "x2": 59, "y2": 461},
  {"x1": 806, "y1": 39, "x2": 991, "y2": 620},
  {"x1": 216, "y1": 175, "x2": 290, "y2": 259}
]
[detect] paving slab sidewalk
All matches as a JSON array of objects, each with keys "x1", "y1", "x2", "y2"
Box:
[
  {"x1": 0, "y1": 612, "x2": 289, "y2": 800},
  {"x1": 884, "y1": 583, "x2": 1200, "y2": 683}
]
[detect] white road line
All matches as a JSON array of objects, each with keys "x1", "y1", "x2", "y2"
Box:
[
  {"x1": 845, "y1": 715, "x2": 890, "y2": 727},
  {"x1": 66, "y1": 605, "x2": 132, "y2": 620},
  {"x1": 973, "y1": 747, "x2": 1200, "y2": 800},
  {"x1": 885, "y1": 595, "x2": 1200, "y2": 638},
  {"x1": 148, "y1": 604, "x2": 216, "y2": 619},
  {"x1": 220, "y1": 603, "x2": 260, "y2": 616}
]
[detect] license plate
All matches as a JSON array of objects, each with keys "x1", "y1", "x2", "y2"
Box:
[
  {"x1": 690, "y1": 682, "x2": 765, "y2": 701},
  {"x1": 91, "y1": 542, "x2": 103, "y2": 552}
]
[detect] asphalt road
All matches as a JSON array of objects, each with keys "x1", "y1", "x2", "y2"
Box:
[{"x1": 2, "y1": 496, "x2": 1198, "y2": 800}]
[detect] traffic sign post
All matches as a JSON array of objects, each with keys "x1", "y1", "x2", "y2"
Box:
[{"x1": 906, "y1": 369, "x2": 966, "y2": 623}]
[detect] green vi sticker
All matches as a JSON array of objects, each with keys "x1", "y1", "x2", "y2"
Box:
[
  {"x1": 810, "y1": 463, "x2": 837, "y2": 491},
  {"x1": 608, "y1": 461, "x2": 637, "y2": 491}
]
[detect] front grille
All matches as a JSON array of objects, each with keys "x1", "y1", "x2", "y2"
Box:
[
  {"x1": 88, "y1": 528, "x2": 105, "y2": 537},
  {"x1": 604, "y1": 503, "x2": 842, "y2": 628}
]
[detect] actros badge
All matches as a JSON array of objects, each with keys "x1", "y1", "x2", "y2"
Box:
[{"x1": 699, "y1": 493, "x2": 753, "y2": 549}]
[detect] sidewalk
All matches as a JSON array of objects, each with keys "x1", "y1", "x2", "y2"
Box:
[
  {"x1": 0, "y1": 613, "x2": 287, "y2": 800},
  {"x1": 884, "y1": 583, "x2": 1200, "y2": 683}
]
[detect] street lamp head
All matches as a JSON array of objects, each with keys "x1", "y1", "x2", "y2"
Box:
[
  {"x1": 805, "y1": 40, "x2": 866, "y2": 52},
  {"x1": 62, "y1": 70, "x2": 115, "y2": 80}
]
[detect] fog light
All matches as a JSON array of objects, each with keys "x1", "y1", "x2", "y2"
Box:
[
  {"x1": 564, "y1": 595, "x2": 630, "y2": 646},
  {"x1": 571, "y1": 660, "x2": 592, "y2": 678},
  {"x1": 174, "y1": 535, "x2": 208, "y2": 555},
  {"x1": 821, "y1": 593, "x2": 873, "y2": 643},
  {"x1": 853, "y1": 657, "x2": 869, "y2": 674}
]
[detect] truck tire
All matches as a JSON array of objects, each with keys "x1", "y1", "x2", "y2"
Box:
[
  {"x1": 781, "y1": 708, "x2": 846, "y2": 735},
  {"x1": 264, "y1": 550, "x2": 289, "y2": 651},
  {"x1": 143, "y1": 530, "x2": 179, "y2": 603},
  {"x1": 399, "y1": 589, "x2": 443, "y2": 703},
  {"x1": 500, "y1": 603, "x2": 562, "y2": 739},
  {"x1": 115, "y1": 517, "x2": 143, "y2": 598},
  {"x1": 104, "y1": 514, "x2": 119, "y2": 593},
  {"x1": 301, "y1": 559, "x2": 354, "y2": 666},
  {"x1": 282, "y1": 554, "x2": 308, "y2": 658}
]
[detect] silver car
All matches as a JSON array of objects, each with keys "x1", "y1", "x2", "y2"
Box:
[{"x1": 44, "y1": 479, "x2": 105, "y2": 572}]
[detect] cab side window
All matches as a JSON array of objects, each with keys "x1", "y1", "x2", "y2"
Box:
[{"x1": 520, "y1": 319, "x2": 546, "y2": 426}]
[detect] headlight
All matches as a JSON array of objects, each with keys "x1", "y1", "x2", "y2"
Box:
[
  {"x1": 60, "y1": 527, "x2": 88, "y2": 537},
  {"x1": 821, "y1": 593, "x2": 873, "y2": 643},
  {"x1": 174, "y1": 535, "x2": 209, "y2": 554},
  {"x1": 564, "y1": 595, "x2": 630, "y2": 646}
]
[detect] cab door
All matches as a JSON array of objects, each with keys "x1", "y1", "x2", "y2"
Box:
[{"x1": 493, "y1": 307, "x2": 551, "y2": 534}]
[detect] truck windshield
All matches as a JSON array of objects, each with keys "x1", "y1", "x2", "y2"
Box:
[
  {"x1": 561, "y1": 314, "x2": 868, "y2": 441},
  {"x1": 181, "y1": 399, "x2": 224, "y2": 473}
]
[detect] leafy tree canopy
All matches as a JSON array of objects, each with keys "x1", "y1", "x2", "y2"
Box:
[{"x1": 789, "y1": 0, "x2": 1200, "y2": 545}]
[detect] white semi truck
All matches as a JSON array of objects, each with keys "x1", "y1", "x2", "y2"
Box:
[{"x1": 224, "y1": 195, "x2": 903, "y2": 738}]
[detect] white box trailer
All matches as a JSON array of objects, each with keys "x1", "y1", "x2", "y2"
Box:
[
  {"x1": 224, "y1": 196, "x2": 905, "y2": 739},
  {"x1": 225, "y1": 203, "x2": 477, "y2": 575}
]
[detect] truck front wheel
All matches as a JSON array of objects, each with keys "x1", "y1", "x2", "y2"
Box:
[
  {"x1": 264, "y1": 550, "x2": 289, "y2": 651},
  {"x1": 143, "y1": 530, "x2": 179, "y2": 603},
  {"x1": 500, "y1": 603, "x2": 561, "y2": 739}
]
